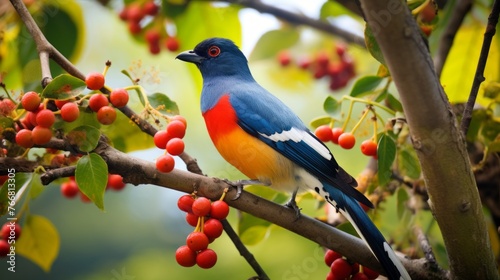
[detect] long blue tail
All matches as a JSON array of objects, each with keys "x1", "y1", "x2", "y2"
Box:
[{"x1": 319, "y1": 183, "x2": 411, "y2": 280}]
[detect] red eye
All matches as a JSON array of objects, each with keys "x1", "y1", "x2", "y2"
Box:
[{"x1": 208, "y1": 46, "x2": 221, "y2": 57}]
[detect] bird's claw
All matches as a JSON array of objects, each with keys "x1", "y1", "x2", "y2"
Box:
[
  {"x1": 285, "y1": 198, "x2": 302, "y2": 220},
  {"x1": 223, "y1": 179, "x2": 266, "y2": 200}
]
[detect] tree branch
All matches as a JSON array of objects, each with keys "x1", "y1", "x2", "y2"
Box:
[
  {"x1": 460, "y1": 0, "x2": 500, "y2": 135},
  {"x1": 433, "y1": 0, "x2": 473, "y2": 77},
  {"x1": 358, "y1": 0, "x2": 498, "y2": 279},
  {"x1": 197, "y1": 0, "x2": 366, "y2": 47}
]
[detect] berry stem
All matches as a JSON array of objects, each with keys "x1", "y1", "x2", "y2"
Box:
[
  {"x1": 372, "y1": 111, "x2": 379, "y2": 143},
  {"x1": 219, "y1": 187, "x2": 229, "y2": 201},
  {"x1": 350, "y1": 106, "x2": 371, "y2": 135},
  {"x1": 123, "y1": 85, "x2": 168, "y2": 121},
  {"x1": 341, "y1": 95, "x2": 396, "y2": 116},
  {"x1": 341, "y1": 100, "x2": 355, "y2": 132}
]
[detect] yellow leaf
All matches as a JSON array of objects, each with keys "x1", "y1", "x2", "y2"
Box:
[
  {"x1": 440, "y1": 22, "x2": 500, "y2": 106},
  {"x1": 16, "y1": 215, "x2": 60, "y2": 272}
]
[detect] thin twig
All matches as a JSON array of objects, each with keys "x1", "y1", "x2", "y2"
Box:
[
  {"x1": 460, "y1": 0, "x2": 500, "y2": 135},
  {"x1": 434, "y1": 0, "x2": 473, "y2": 77},
  {"x1": 221, "y1": 219, "x2": 270, "y2": 280},
  {"x1": 196, "y1": 0, "x2": 366, "y2": 47}
]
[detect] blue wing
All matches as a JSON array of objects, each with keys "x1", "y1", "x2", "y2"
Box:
[{"x1": 229, "y1": 88, "x2": 373, "y2": 208}]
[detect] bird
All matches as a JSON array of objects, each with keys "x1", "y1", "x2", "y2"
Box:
[{"x1": 176, "y1": 37, "x2": 411, "y2": 280}]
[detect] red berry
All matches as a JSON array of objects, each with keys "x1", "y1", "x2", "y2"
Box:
[
  {"x1": 362, "y1": 266, "x2": 380, "y2": 279},
  {"x1": 35, "y1": 109, "x2": 55, "y2": 128},
  {"x1": 316, "y1": 51, "x2": 330, "y2": 68},
  {"x1": 297, "y1": 57, "x2": 312, "y2": 69},
  {"x1": 15, "y1": 129, "x2": 34, "y2": 148},
  {"x1": 128, "y1": 21, "x2": 142, "y2": 34},
  {"x1": 143, "y1": 1, "x2": 159, "y2": 16},
  {"x1": 351, "y1": 262, "x2": 360, "y2": 275},
  {"x1": 315, "y1": 125, "x2": 333, "y2": 142},
  {"x1": 167, "y1": 120, "x2": 186, "y2": 139},
  {"x1": 1, "y1": 222, "x2": 22, "y2": 240},
  {"x1": 0, "y1": 240, "x2": 9, "y2": 257},
  {"x1": 60, "y1": 102, "x2": 80, "y2": 122},
  {"x1": 61, "y1": 181, "x2": 79, "y2": 198},
  {"x1": 277, "y1": 50, "x2": 292, "y2": 66},
  {"x1": 165, "y1": 36, "x2": 180, "y2": 52},
  {"x1": 196, "y1": 249, "x2": 217, "y2": 269},
  {"x1": 203, "y1": 218, "x2": 223, "y2": 240},
  {"x1": 186, "y1": 212, "x2": 199, "y2": 227},
  {"x1": 327, "y1": 63, "x2": 342, "y2": 77},
  {"x1": 110, "y1": 88, "x2": 129, "y2": 108},
  {"x1": 88, "y1": 94, "x2": 109, "y2": 112},
  {"x1": 313, "y1": 67, "x2": 327, "y2": 79},
  {"x1": 186, "y1": 231, "x2": 209, "y2": 251},
  {"x1": 0, "y1": 99, "x2": 15, "y2": 116},
  {"x1": 331, "y1": 128, "x2": 343, "y2": 145},
  {"x1": 32, "y1": 126, "x2": 52, "y2": 145},
  {"x1": 352, "y1": 272, "x2": 369, "y2": 280},
  {"x1": 166, "y1": 138, "x2": 185, "y2": 156},
  {"x1": 145, "y1": 29, "x2": 161, "y2": 44},
  {"x1": 175, "y1": 245, "x2": 197, "y2": 267},
  {"x1": 171, "y1": 115, "x2": 187, "y2": 128},
  {"x1": 178, "y1": 195, "x2": 195, "y2": 212},
  {"x1": 335, "y1": 43, "x2": 347, "y2": 57},
  {"x1": 127, "y1": 4, "x2": 144, "y2": 22},
  {"x1": 107, "y1": 174, "x2": 126, "y2": 191},
  {"x1": 85, "y1": 72, "x2": 105, "y2": 90},
  {"x1": 192, "y1": 197, "x2": 211, "y2": 217},
  {"x1": 360, "y1": 140, "x2": 377, "y2": 156},
  {"x1": 80, "y1": 191, "x2": 91, "y2": 203},
  {"x1": 338, "y1": 132, "x2": 356, "y2": 149},
  {"x1": 324, "y1": 249, "x2": 342, "y2": 267},
  {"x1": 153, "y1": 130, "x2": 170, "y2": 149},
  {"x1": 210, "y1": 200, "x2": 229, "y2": 220},
  {"x1": 156, "y1": 154, "x2": 175, "y2": 173},
  {"x1": 420, "y1": 2, "x2": 437, "y2": 23},
  {"x1": 54, "y1": 99, "x2": 70, "y2": 109},
  {"x1": 326, "y1": 271, "x2": 335, "y2": 280},
  {"x1": 119, "y1": 7, "x2": 129, "y2": 21},
  {"x1": 97, "y1": 106, "x2": 116, "y2": 125},
  {"x1": 330, "y1": 258, "x2": 352, "y2": 279},
  {"x1": 21, "y1": 91, "x2": 41, "y2": 112}
]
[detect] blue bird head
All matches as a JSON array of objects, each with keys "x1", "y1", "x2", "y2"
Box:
[{"x1": 176, "y1": 38, "x2": 252, "y2": 80}]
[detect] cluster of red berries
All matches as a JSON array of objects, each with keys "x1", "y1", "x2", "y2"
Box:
[
  {"x1": 314, "y1": 126, "x2": 377, "y2": 157},
  {"x1": 154, "y1": 116, "x2": 187, "y2": 173},
  {"x1": 85, "y1": 72, "x2": 130, "y2": 125},
  {"x1": 60, "y1": 174, "x2": 126, "y2": 202},
  {"x1": 175, "y1": 194, "x2": 229, "y2": 269},
  {"x1": 0, "y1": 222, "x2": 22, "y2": 257},
  {"x1": 277, "y1": 43, "x2": 356, "y2": 91},
  {"x1": 14, "y1": 72, "x2": 129, "y2": 149},
  {"x1": 324, "y1": 249, "x2": 380, "y2": 280},
  {"x1": 118, "y1": 1, "x2": 180, "y2": 54}
]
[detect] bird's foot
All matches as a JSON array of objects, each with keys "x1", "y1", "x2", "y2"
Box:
[
  {"x1": 284, "y1": 198, "x2": 302, "y2": 220},
  {"x1": 223, "y1": 179, "x2": 266, "y2": 200}
]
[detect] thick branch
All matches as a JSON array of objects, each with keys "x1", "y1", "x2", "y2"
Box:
[{"x1": 359, "y1": 0, "x2": 498, "y2": 279}]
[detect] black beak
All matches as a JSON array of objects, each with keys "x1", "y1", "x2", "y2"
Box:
[{"x1": 176, "y1": 50, "x2": 205, "y2": 64}]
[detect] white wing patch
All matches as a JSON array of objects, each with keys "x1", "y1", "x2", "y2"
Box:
[{"x1": 260, "y1": 127, "x2": 332, "y2": 160}]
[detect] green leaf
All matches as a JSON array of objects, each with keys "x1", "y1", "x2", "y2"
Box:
[
  {"x1": 41, "y1": 74, "x2": 86, "y2": 100},
  {"x1": 323, "y1": 96, "x2": 342, "y2": 119},
  {"x1": 374, "y1": 89, "x2": 389, "y2": 102},
  {"x1": 350, "y1": 76, "x2": 384, "y2": 97},
  {"x1": 0, "y1": 173, "x2": 30, "y2": 216},
  {"x1": 399, "y1": 148, "x2": 421, "y2": 179},
  {"x1": 249, "y1": 29, "x2": 300, "y2": 61},
  {"x1": 28, "y1": 173, "x2": 45, "y2": 199},
  {"x1": 396, "y1": 187, "x2": 409, "y2": 219},
  {"x1": 75, "y1": 153, "x2": 108, "y2": 210},
  {"x1": 161, "y1": 0, "x2": 189, "y2": 18},
  {"x1": 377, "y1": 134, "x2": 397, "y2": 186},
  {"x1": 0, "y1": 116, "x2": 15, "y2": 130},
  {"x1": 310, "y1": 116, "x2": 333, "y2": 129},
  {"x1": 149, "y1": 93, "x2": 180, "y2": 115},
  {"x1": 320, "y1": 1, "x2": 360, "y2": 19},
  {"x1": 66, "y1": 126, "x2": 101, "y2": 152},
  {"x1": 16, "y1": 215, "x2": 60, "y2": 272},
  {"x1": 364, "y1": 25, "x2": 386, "y2": 66},
  {"x1": 386, "y1": 93, "x2": 403, "y2": 112}
]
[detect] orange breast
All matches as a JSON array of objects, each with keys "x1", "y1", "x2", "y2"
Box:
[{"x1": 203, "y1": 95, "x2": 295, "y2": 188}]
